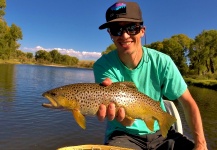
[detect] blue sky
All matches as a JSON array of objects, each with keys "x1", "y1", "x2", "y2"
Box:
[{"x1": 5, "y1": 0, "x2": 217, "y2": 60}]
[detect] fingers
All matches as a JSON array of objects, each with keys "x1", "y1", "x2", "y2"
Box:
[
  {"x1": 97, "y1": 79, "x2": 126, "y2": 122},
  {"x1": 101, "y1": 78, "x2": 112, "y2": 86},
  {"x1": 97, "y1": 104, "x2": 106, "y2": 121},
  {"x1": 97, "y1": 103, "x2": 126, "y2": 122},
  {"x1": 107, "y1": 103, "x2": 116, "y2": 120},
  {"x1": 116, "y1": 107, "x2": 125, "y2": 122}
]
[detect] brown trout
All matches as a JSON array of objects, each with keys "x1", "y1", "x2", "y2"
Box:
[{"x1": 42, "y1": 82, "x2": 176, "y2": 137}]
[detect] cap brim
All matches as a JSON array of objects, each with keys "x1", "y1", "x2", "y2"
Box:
[{"x1": 99, "y1": 18, "x2": 143, "y2": 29}]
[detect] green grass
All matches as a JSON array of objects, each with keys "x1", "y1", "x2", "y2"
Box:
[
  {"x1": 0, "y1": 59, "x2": 21, "y2": 64},
  {"x1": 185, "y1": 78, "x2": 217, "y2": 90}
]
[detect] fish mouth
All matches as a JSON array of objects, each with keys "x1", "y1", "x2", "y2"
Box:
[{"x1": 42, "y1": 93, "x2": 62, "y2": 109}]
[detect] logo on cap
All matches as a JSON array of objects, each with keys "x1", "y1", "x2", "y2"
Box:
[{"x1": 108, "y1": 3, "x2": 126, "y2": 18}]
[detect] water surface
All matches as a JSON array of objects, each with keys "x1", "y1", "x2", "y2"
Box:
[{"x1": 0, "y1": 64, "x2": 216, "y2": 149}]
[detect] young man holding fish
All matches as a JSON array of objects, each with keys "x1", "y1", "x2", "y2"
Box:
[{"x1": 93, "y1": 2, "x2": 207, "y2": 150}]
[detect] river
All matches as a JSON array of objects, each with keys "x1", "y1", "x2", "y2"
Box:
[{"x1": 0, "y1": 64, "x2": 216, "y2": 149}]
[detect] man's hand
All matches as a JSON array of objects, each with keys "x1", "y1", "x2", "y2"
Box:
[
  {"x1": 193, "y1": 143, "x2": 208, "y2": 150},
  {"x1": 97, "y1": 78, "x2": 133, "y2": 126}
]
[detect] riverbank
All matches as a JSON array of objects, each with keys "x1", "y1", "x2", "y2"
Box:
[
  {"x1": 185, "y1": 78, "x2": 217, "y2": 91},
  {"x1": 1, "y1": 59, "x2": 217, "y2": 90},
  {"x1": 0, "y1": 59, "x2": 22, "y2": 64},
  {"x1": 0, "y1": 59, "x2": 94, "y2": 69}
]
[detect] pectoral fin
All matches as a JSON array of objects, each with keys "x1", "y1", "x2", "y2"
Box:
[
  {"x1": 143, "y1": 117, "x2": 155, "y2": 131},
  {"x1": 72, "y1": 109, "x2": 86, "y2": 129},
  {"x1": 120, "y1": 116, "x2": 135, "y2": 126}
]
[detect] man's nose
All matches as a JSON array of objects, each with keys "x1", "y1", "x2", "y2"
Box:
[{"x1": 120, "y1": 30, "x2": 130, "y2": 38}]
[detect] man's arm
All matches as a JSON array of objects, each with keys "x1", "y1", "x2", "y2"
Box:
[{"x1": 178, "y1": 89, "x2": 207, "y2": 150}]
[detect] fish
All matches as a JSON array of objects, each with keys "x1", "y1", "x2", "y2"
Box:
[{"x1": 42, "y1": 82, "x2": 177, "y2": 137}]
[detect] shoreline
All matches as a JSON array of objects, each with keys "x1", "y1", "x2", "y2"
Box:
[
  {"x1": 1, "y1": 61, "x2": 216, "y2": 91},
  {"x1": 185, "y1": 78, "x2": 217, "y2": 91},
  {"x1": 0, "y1": 61, "x2": 93, "y2": 70}
]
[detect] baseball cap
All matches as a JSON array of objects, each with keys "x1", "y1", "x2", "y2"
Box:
[{"x1": 99, "y1": 2, "x2": 143, "y2": 30}]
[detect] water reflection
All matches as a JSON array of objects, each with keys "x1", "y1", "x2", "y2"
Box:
[
  {"x1": 189, "y1": 86, "x2": 217, "y2": 149},
  {"x1": 0, "y1": 64, "x2": 16, "y2": 112}
]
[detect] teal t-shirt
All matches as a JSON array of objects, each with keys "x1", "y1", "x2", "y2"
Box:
[{"x1": 93, "y1": 47, "x2": 187, "y2": 140}]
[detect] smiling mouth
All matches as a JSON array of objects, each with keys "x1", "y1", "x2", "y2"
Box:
[{"x1": 120, "y1": 41, "x2": 133, "y2": 47}]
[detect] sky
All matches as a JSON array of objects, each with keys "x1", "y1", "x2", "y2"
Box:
[{"x1": 4, "y1": 0, "x2": 217, "y2": 60}]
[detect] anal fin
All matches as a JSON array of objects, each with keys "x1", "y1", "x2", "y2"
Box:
[{"x1": 72, "y1": 109, "x2": 86, "y2": 129}]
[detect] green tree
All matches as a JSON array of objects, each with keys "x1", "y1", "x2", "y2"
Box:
[
  {"x1": 0, "y1": 0, "x2": 6, "y2": 18},
  {"x1": 146, "y1": 41, "x2": 163, "y2": 51},
  {"x1": 147, "y1": 34, "x2": 193, "y2": 75},
  {"x1": 60, "y1": 54, "x2": 78, "y2": 66},
  {"x1": 101, "y1": 43, "x2": 116, "y2": 55},
  {"x1": 71, "y1": 56, "x2": 79, "y2": 65},
  {"x1": 4, "y1": 24, "x2": 23, "y2": 59},
  {"x1": 0, "y1": 19, "x2": 8, "y2": 58},
  {"x1": 161, "y1": 34, "x2": 193, "y2": 75},
  {"x1": 0, "y1": 0, "x2": 23, "y2": 60},
  {"x1": 15, "y1": 49, "x2": 26, "y2": 62},
  {"x1": 49, "y1": 49, "x2": 61, "y2": 63},
  {"x1": 16, "y1": 49, "x2": 26, "y2": 57},
  {"x1": 189, "y1": 30, "x2": 217, "y2": 74},
  {"x1": 35, "y1": 50, "x2": 52, "y2": 63},
  {"x1": 26, "y1": 52, "x2": 33, "y2": 59}
]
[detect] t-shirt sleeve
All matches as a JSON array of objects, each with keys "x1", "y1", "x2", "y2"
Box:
[{"x1": 161, "y1": 56, "x2": 187, "y2": 100}]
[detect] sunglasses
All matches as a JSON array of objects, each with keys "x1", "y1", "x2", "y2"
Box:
[{"x1": 108, "y1": 24, "x2": 143, "y2": 36}]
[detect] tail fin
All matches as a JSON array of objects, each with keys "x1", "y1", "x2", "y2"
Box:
[{"x1": 157, "y1": 112, "x2": 177, "y2": 137}]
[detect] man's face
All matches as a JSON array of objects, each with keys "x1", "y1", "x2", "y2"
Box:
[{"x1": 108, "y1": 22, "x2": 145, "y2": 55}]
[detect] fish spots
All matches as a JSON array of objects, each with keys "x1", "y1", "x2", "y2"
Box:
[{"x1": 43, "y1": 82, "x2": 165, "y2": 117}]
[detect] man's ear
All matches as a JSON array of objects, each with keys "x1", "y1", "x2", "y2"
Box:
[
  {"x1": 107, "y1": 29, "x2": 114, "y2": 41},
  {"x1": 140, "y1": 26, "x2": 146, "y2": 38}
]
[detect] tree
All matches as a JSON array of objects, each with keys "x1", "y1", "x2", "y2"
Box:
[
  {"x1": 35, "y1": 50, "x2": 52, "y2": 63},
  {"x1": 0, "y1": 0, "x2": 6, "y2": 18},
  {"x1": 15, "y1": 50, "x2": 26, "y2": 62},
  {"x1": 26, "y1": 52, "x2": 33, "y2": 59},
  {"x1": 160, "y1": 34, "x2": 193, "y2": 75},
  {"x1": 0, "y1": 19, "x2": 7, "y2": 58},
  {"x1": 49, "y1": 49, "x2": 61, "y2": 63},
  {"x1": 101, "y1": 43, "x2": 116, "y2": 55},
  {"x1": 162, "y1": 38, "x2": 185, "y2": 66},
  {"x1": 146, "y1": 41, "x2": 164, "y2": 51},
  {"x1": 147, "y1": 34, "x2": 193, "y2": 75},
  {"x1": 4, "y1": 24, "x2": 23, "y2": 59},
  {"x1": 189, "y1": 30, "x2": 217, "y2": 74},
  {"x1": 60, "y1": 54, "x2": 78, "y2": 66},
  {"x1": 0, "y1": 0, "x2": 23, "y2": 60}
]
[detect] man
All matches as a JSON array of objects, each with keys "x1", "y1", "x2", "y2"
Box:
[{"x1": 93, "y1": 2, "x2": 207, "y2": 150}]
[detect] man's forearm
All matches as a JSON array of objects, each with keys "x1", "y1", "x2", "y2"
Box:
[{"x1": 178, "y1": 89, "x2": 207, "y2": 149}]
